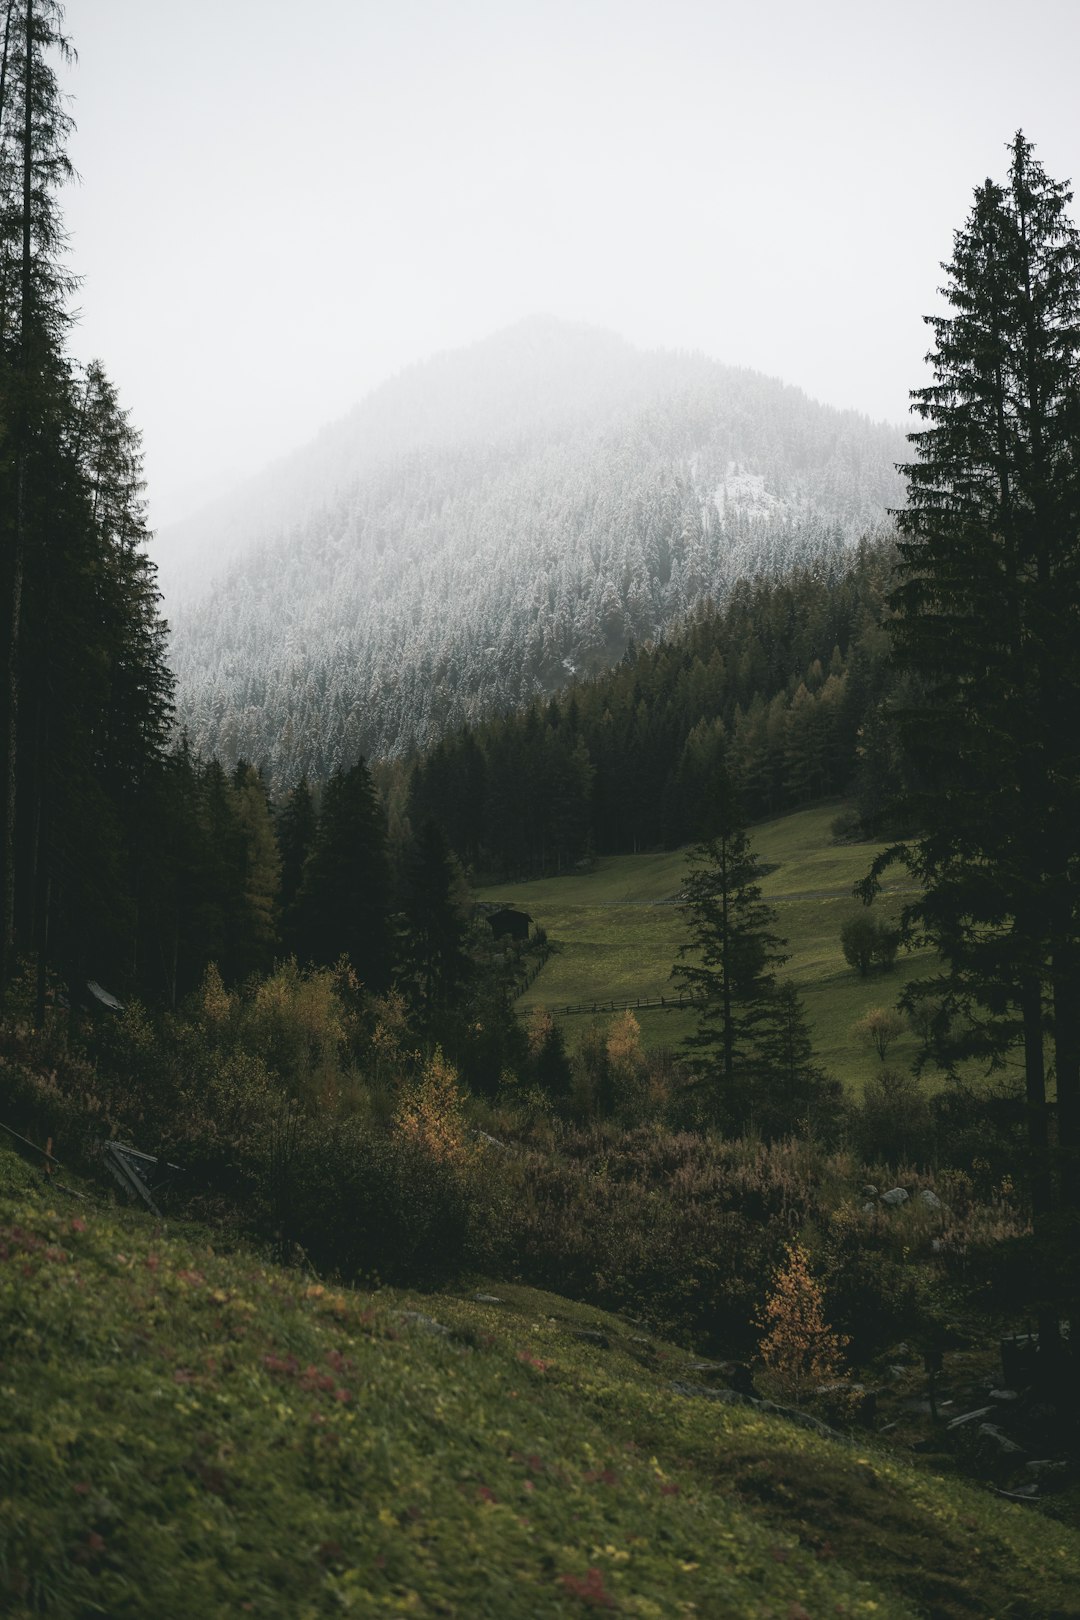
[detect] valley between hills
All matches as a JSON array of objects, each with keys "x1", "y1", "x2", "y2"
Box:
[
  {"x1": 2, "y1": 7, "x2": 1080, "y2": 1608},
  {"x1": 481, "y1": 801, "x2": 928, "y2": 1087}
]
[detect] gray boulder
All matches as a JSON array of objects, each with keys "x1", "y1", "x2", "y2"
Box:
[
  {"x1": 397, "y1": 1310, "x2": 450, "y2": 1337},
  {"x1": 1025, "y1": 1459, "x2": 1070, "y2": 1485}
]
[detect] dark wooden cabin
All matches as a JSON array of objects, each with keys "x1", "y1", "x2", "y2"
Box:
[{"x1": 486, "y1": 907, "x2": 532, "y2": 943}]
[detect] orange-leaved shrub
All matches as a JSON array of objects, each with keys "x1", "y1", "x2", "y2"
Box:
[{"x1": 756, "y1": 1240, "x2": 849, "y2": 1403}]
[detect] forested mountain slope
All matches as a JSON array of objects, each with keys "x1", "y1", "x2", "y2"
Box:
[{"x1": 165, "y1": 318, "x2": 904, "y2": 785}]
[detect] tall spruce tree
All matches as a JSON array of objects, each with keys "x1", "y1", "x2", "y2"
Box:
[
  {"x1": 0, "y1": 0, "x2": 75, "y2": 986},
  {"x1": 673, "y1": 806, "x2": 788, "y2": 1131},
  {"x1": 0, "y1": 2, "x2": 174, "y2": 1004},
  {"x1": 400, "y1": 818, "x2": 472, "y2": 1031},
  {"x1": 275, "y1": 775, "x2": 316, "y2": 952},
  {"x1": 294, "y1": 758, "x2": 391, "y2": 991},
  {"x1": 231, "y1": 762, "x2": 281, "y2": 978},
  {"x1": 868, "y1": 133, "x2": 1080, "y2": 1337},
  {"x1": 756, "y1": 982, "x2": 842, "y2": 1140}
]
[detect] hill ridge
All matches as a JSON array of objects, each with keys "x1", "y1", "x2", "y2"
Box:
[{"x1": 164, "y1": 319, "x2": 904, "y2": 785}]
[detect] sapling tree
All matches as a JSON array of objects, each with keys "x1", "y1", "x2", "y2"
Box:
[
  {"x1": 852, "y1": 1007, "x2": 906, "y2": 1063},
  {"x1": 757, "y1": 1241, "x2": 849, "y2": 1404}
]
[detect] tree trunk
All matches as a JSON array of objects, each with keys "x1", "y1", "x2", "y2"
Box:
[{"x1": 1020, "y1": 977, "x2": 1051, "y2": 1217}]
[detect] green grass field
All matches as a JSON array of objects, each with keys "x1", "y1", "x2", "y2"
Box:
[
  {"x1": 478, "y1": 803, "x2": 934, "y2": 1090},
  {"x1": 3, "y1": 1140, "x2": 1078, "y2": 1619}
]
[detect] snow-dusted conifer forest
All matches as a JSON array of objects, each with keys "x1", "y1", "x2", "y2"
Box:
[{"x1": 164, "y1": 317, "x2": 904, "y2": 786}]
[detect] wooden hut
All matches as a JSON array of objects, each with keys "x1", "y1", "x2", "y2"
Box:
[{"x1": 486, "y1": 907, "x2": 532, "y2": 943}]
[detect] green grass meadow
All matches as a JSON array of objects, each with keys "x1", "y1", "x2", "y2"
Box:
[
  {"x1": 478, "y1": 803, "x2": 932, "y2": 1090},
  {"x1": 3, "y1": 1140, "x2": 1079, "y2": 1619}
]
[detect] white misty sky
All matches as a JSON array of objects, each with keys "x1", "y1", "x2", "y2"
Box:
[{"x1": 60, "y1": 0, "x2": 1080, "y2": 529}]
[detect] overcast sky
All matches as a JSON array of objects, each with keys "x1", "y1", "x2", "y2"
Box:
[{"x1": 59, "y1": 0, "x2": 1080, "y2": 529}]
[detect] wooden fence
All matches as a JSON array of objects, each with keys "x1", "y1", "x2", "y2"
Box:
[{"x1": 545, "y1": 991, "x2": 703, "y2": 1018}]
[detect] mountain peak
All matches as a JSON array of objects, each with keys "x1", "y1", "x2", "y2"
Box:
[{"x1": 165, "y1": 333, "x2": 905, "y2": 785}]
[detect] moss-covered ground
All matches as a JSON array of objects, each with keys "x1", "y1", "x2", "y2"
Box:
[
  {"x1": 478, "y1": 803, "x2": 940, "y2": 1088},
  {"x1": 2, "y1": 1141, "x2": 1079, "y2": 1619}
]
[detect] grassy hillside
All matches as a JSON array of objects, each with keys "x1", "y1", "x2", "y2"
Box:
[
  {"x1": 478, "y1": 804, "x2": 936, "y2": 1089},
  {"x1": 2, "y1": 1141, "x2": 1078, "y2": 1619}
]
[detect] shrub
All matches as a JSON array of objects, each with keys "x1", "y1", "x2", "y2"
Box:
[
  {"x1": 499, "y1": 1127, "x2": 859, "y2": 1352},
  {"x1": 395, "y1": 1046, "x2": 470, "y2": 1165},
  {"x1": 819, "y1": 1201, "x2": 941, "y2": 1356},
  {"x1": 840, "y1": 915, "x2": 878, "y2": 977},
  {"x1": 830, "y1": 807, "x2": 864, "y2": 844},
  {"x1": 244, "y1": 958, "x2": 360, "y2": 1109},
  {"x1": 855, "y1": 1066, "x2": 933, "y2": 1163},
  {"x1": 851, "y1": 1007, "x2": 905, "y2": 1062},
  {"x1": 525, "y1": 1007, "x2": 574, "y2": 1106},
  {"x1": 757, "y1": 1241, "x2": 849, "y2": 1402},
  {"x1": 840, "y1": 914, "x2": 902, "y2": 977}
]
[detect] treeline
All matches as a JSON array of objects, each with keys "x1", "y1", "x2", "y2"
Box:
[
  {"x1": 9, "y1": 739, "x2": 524, "y2": 1098},
  {"x1": 407, "y1": 537, "x2": 898, "y2": 876},
  {"x1": 0, "y1": 5, "x2": 521, "y2": 1103}
]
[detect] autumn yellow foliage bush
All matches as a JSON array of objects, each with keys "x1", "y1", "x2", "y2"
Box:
[
  {"x1": 395, "y1": 1046, "x2": 471, "y2": 1165},
  {"x1": 757, "y1": 1240, "x2": 849, "y2": 1403}
]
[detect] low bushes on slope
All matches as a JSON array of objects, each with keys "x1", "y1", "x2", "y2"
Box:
[{"x1": 1, "y1": 990, "x2": 1030, "y2": 1367}]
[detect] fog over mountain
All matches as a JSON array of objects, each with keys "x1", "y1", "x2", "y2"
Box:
[{"x1": 164, "y1": 318, "x2": 905, "y2": 787}]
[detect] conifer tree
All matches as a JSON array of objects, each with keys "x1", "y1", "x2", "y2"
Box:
[
  {"x1": 294, "y1": 758, "x2": 391, "y2": 991},
  {"x1": 231, "y1": 762, "x2": 281, "y2": 977},
  {"x1": 757, "y1": 981, "x2": 841, "y2": 1139},
  {"x1": 757, "y1": 1241, "x2": 849, "y2": 1404},
  {"x1": 400, "y1": 818, "x2": 471, "y2": 1029},
  {"x1": 673, "y1": 797, "x2": 788, "y2": 1130},
  {"x1": 865, "y1": 135, "x2": 1080, "y2": 1352},
  {"x1": 275, "y1": 775, "x2": 316, "y2": 949},
  {"x1": 871, "y1": 134, "x2": 1080, "y2": 1224},
  {"x1": 0, "y1": 3, "x2": 174, "y2": 1002},
  {"x1": 0, "y1": 0, "x2": 75, "y2": 985}
]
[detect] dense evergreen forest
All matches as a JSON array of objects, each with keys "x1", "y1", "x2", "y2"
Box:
[
  {"x1": 405, "y1": 536, "x2": 898, "y2": 876},
  {"x1": 165, "y1": 319, "x2": 903, "y2": 786}
]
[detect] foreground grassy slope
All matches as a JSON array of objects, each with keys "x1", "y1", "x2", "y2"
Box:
[
  {"x1": 479, "y1": 804, "x2": 932, "y2": 1087},
  {"x1": 4, "y1": 1146, "x2": 1080, "y2": 1620}
]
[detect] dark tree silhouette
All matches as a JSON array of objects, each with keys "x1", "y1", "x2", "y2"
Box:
[
  {"x1": 673, "y1": 805, "x2": 788, "y2": 1130},
  {"x1": 295, "y1": 759, "x2": 391, "y2": 992},
  {"x1": 866, "y1": 132, "x2": 1080, "y2": 1345}
]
